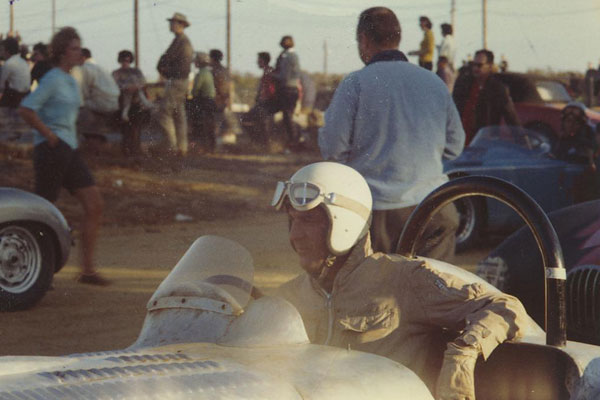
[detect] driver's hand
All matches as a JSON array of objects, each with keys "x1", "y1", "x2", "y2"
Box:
[{"x1": 436, "y1": 341, "x2": 479, "y2": 400}]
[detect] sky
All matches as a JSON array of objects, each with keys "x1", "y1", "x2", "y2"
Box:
[{"x1": 3, "y1": 0, "x2": 600, "y2": 81}]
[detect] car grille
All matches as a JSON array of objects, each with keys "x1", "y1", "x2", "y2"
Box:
[{"x1": 567, "y1": 265, "x2": 600, "y2": 344}]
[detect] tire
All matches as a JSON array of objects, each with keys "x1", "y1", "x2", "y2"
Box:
[
  {"x1": 454, "y1": 197, "x2": 485, "y2": 253},
  {"x1": 0, "y1": 222, "x2": 55, "y2": 311}
]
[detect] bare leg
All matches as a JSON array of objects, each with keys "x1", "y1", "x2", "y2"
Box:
[{"x1": 73, "y1": 185, "x2": 104, "y2": 275}]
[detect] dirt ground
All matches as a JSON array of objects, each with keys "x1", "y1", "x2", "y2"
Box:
[{"x1": 0, "y1": 145, "x2": 490, "y2": 356}]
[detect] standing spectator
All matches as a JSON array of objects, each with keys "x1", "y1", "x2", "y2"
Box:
[
  {"x1": 18, "y1": 27, "x2": 107, "y2": 286},
  {"x1": 189, "y1": 51, "x2": 216, "y2": 152},
  {"x1": 319, "y1": 7, "x2": 464, "y2": 260},
  {"x1": 438, "y1": 23, "x2": 456, "y2": 69},
  {"x1": 408, "y1": 16, "x2": 435, "y2": 70},
  {"x1": 245, "y1": 51, "x2": 277, "y2": 147},
  {"x1": 72, "y1": 48, "x2": 120, "y2": 142},
  {"x1": 0, "y1": 37, "x2": 31, "y2": 107},
  {"x1": 30, "y1": 42, "x2": 52, "y2": 85},
  {"x1": 209, "y1": 49, "x2": 231, "y2": 141},
  {"x1": 112, "y1": 49, "x2": 148, "y2": 157},
  {"x1": 453, "y1": 49, "x2": 521, "y2": 145},
  {"x1": 157, "y1": 12, "x2": 194, "y2": 158},
  {"x1": 273, "y1": 35, "x2": 301, "y2": 149},
  {"x1": 436, "y1": 56, "x2": 455, "y2": 92}
]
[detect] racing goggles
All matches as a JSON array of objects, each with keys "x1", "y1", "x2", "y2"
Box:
[{"x1": 271, "y1": 181, "x2": 371, "y2": 220}]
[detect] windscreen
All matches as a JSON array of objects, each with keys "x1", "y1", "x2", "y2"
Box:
[{"x1": 150, "y1": 235, "x2": 254, "y2": 310}]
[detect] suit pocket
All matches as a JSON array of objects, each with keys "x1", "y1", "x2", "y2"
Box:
[{"x1": 338, "y1": 308, "x2": 394, "y2": 333}]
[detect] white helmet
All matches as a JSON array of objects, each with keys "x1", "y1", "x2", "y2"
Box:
[{"x1": 272, "y1": 162, "x2": 372, "y2": 255}]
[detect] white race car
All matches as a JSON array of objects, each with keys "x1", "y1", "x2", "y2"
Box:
[{"x1": 1, "y1": 177, "x2": 600, "y2": 399}]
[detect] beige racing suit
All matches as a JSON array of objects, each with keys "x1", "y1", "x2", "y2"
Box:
[{"x1": 276, "y1": 234, "x2": 528, "y2": 398}]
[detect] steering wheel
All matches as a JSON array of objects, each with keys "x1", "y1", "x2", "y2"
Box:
[{"x1": 396, "y1": 175, "x2": 567, "y2": 347}]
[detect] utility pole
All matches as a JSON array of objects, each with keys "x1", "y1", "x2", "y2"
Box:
[
  {"x1": 323, "y1": 40, "x2": 328, "y2": 75},
  {"x1": 134, "y1": 0, "x2": 139, "y2": 66},
  {"x1": 482, "y1": 0, "x2": 488, "y2": 49},
  {"x1": 52, "y1": 0, "x2": 56, "y2": 34},
  {"x1": 226, "y1": 0, "x2": 231, "y2": 73},
  {"x1": 226, "y1": 0, "x2": 232, "y2": 109},
  {"x1": 9, "y1": 0, "x2": 15, "y2": 36},
  {"x1": 450, "y1": 0, "x2": 456, "y2": 31}
]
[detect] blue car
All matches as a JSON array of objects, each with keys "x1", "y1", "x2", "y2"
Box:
[{"x1": 444, "y1": 125, "x2": 595, "y2": 251}]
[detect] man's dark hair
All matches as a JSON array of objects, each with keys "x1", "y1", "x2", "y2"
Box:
[
  {"x1": 280, "y1": 35, "x2": 294, "y2": 49},
  {"x1": 438, "y1": 55, "x2": 449, "y2": 64},
  {"x1": 209, "y1": 49, "x2": 223, "y2": 62},
  {"x1": 118, "y1": 49, "x2": 134, "y2": 63},
  {"x1": 258, "y1": 51, "x2": 270, "y2": 64},
  {"x1": 475, "y1": 49, "x2": 494, "y2": 65},
  {"x1": 357, "y1": 7, "x2": 401, "y2": 47},
  {"x1": 3, "y1": 37, "x2": 19, "y2": 56},
  {"x1": 49, "y1": 27, "x2": 80, "y2": 65},
  {"x1": 441, "y1": 23, "x2": 452, "y2": 35},
  {"x1": 419, "y1": 16, "x2": 432, "y2": 30},
  {"x1": 81, "y1": 48, "x2": 92, "y2": 59},
  {"x1": 33, "y1": 42, "x2": 48, "y2": 57}
]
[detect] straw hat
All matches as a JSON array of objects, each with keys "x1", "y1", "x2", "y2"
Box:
[{"x1": 167, "y1": 12, "x2": 190, "y2": 27}]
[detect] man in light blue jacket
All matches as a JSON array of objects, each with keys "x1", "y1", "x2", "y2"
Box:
[{"x1": 319, "y1": 7, "x2": 465, "y2": 261}]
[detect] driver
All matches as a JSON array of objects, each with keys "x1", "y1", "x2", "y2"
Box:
[
  {"x1": 274, "y1": 161, "x2": 528, "y2": 400},
  {"x1": 552, "y1": 101, "x2": 597, "y2": 169}
]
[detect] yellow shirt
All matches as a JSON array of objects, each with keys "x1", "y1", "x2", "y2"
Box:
[{"x1": 420, "y1": 30, "x2": 435, "y2": 63}]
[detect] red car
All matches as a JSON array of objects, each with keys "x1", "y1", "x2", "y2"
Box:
[{"x1": 496, "y1": 72, "x2": 600, "y2": 136}]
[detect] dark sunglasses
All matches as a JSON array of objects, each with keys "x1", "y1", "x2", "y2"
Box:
[{"x1": 471, "y1": 62, "x2": 485, "y2": 68}]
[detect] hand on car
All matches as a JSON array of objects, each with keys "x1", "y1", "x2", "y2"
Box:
[{"x1": 436, "y1": 341, "x2": 479, "y2": 400}]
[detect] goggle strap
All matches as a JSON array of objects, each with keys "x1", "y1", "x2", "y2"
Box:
[{"x1": 329, "y1": 193, "x2": 371, "y2": 221}]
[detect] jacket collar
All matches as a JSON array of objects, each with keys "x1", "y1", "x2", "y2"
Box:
[
  {"x1": 367, "y1": 50, "x2": 408, "y2": 66},
  {"x1": 308, "y1": 233, "x2": 373, "y2": 294},
  {"x1": 332, "y1": 233, "x2": 373, "y2": 287}
]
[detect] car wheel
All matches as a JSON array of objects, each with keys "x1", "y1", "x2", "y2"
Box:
[
  {"x1": 0, "y1": 222, "x2": 55, "y2": 311},
  {"x1": 454, "y1": 197, "x2": 485, "y2": 253}
]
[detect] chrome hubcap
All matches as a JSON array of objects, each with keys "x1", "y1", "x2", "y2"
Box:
[{"x1": 0, "y1": 226, "x2": 41, "y2": 293}]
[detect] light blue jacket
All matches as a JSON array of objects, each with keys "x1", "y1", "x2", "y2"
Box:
[{"x1": 319, "y1": 55, "x2": 465, "y2": 210}]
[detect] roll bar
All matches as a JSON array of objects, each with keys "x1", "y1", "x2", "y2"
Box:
[{"x1": 396, "y1": 176, "x2": 567, "y2": 347}]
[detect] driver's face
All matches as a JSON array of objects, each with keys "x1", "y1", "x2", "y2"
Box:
[
  {"x1": 561, "y1": 109, "x2": 584, "y2": 135},
  {"x1": 288, "y1": 206, "x2": 330, "y2": 278}
]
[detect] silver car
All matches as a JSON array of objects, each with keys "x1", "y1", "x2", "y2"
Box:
[{"x1": 0, "y1": 188, "x2": 71, "y2": 311}]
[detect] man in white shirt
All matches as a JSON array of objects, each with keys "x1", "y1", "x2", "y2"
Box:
[
  {"x1": 0, "y1": 37, "x2": 31, "y2": 108},
  {"x1": 72, "y1": 48, "x2": 120, "y2": 140}
]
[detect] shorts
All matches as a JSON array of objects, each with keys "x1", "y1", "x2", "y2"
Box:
[{"x1": 33, "y1": 140, "x2": 95, "y2": 202}]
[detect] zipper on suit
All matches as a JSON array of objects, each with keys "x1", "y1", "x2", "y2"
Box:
[{"x1": 318, "y1": 288, "x2": 334, "y2": 346}]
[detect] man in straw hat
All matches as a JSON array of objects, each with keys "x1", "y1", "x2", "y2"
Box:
[{"x1": 156, "y1": 12, "x2": 194, "y2": 162}]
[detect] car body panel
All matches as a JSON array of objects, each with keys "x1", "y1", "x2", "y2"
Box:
[
  {"x1": 0, "y1": 188, "x2": 71, "y2": 269},
  {"x1": 492, "y1": 73, "x2": 600, "y2": 137},
  {"x1": 477, "y1": 200, "x2": 600, "y2": 333},
  {"x1": 445, "y1": 126, "x2": 589, "y2": 233}
]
